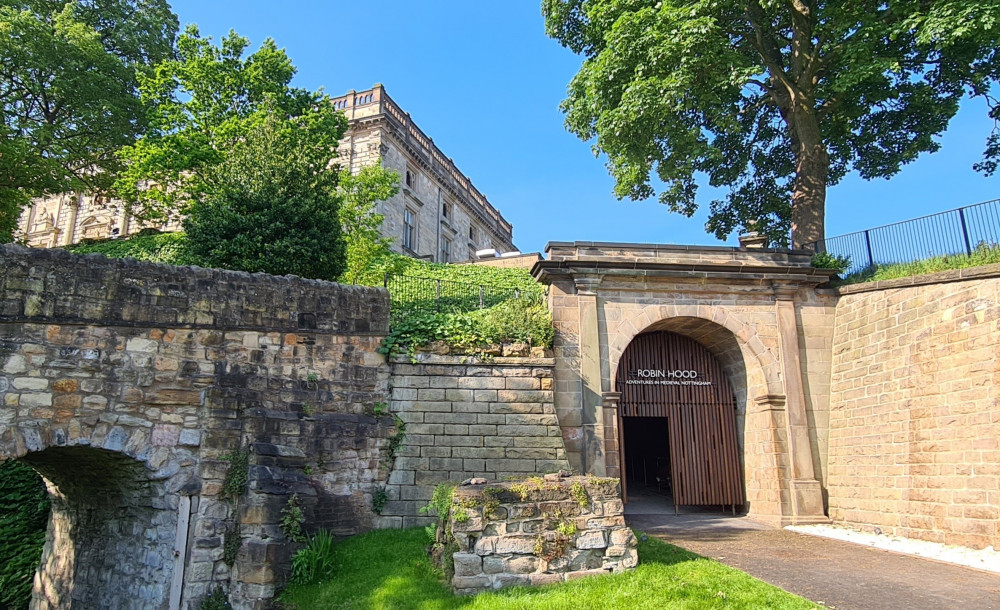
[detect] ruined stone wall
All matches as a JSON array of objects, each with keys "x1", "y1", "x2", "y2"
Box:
[
  {"x1": 0, "y1": 245, "x2": 391, "y2": 609},
  {"x1": 447, "y1": 476, "x2": 636, "y2": 594},
  {"x1": 828, "y1": 267, "x2": 1000, "y2": 550},
  {"x1": 380, "y1": 355, "x2": 572, "y2": 528}
]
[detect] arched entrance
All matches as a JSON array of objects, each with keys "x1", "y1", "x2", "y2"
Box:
[{"x1": 615, "y1": 331, "x2": 745, "y2": 512}]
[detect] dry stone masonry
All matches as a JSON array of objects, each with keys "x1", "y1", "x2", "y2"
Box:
[
  {"x1": 0, "y1": 245, "x2": 391, "y2": 610},
  {"x1": 381, "y1": 355, "x2": 572, "y2": 528},
  {"x1": 446, "y1": 475, "x2": 637, "y2": 594}
]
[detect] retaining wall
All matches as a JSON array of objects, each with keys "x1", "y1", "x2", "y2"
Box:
[
  {"x1": 828, "y1": 267, "x2": 1000, "y2": 549},
  {"x1": 381, "y1": 355, "x2": 572, "y2": 527}
]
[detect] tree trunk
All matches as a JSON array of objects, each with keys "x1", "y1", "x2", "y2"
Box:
[{"x1": 790, "y1": 107, "x2": 829, "y2": 250}]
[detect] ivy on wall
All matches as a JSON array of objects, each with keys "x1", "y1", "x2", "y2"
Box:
[{"x1": 0, "y1": 461, "x2": 50, "y2": 610}]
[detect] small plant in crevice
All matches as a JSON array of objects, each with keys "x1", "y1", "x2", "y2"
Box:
[
  {"x1": 315, "y1": 456, "x2": 326, "y2": 470},
  {"x1": 306, "y1": 372, "x2": 319, "y2": 383},
  {"x1": 222, "y1": 523, "x2": 241, "y2": 567},
  {"x1": 220, "y1": 446, "x2": 250, "y2": 502},
  {"x1": 809, "y1": 251, "x2": 851, "y2": 274},
  {"x1": 199, "y1": 587, "x2": 231, "y2": 610},
  {"x1": 382, "y1": 415, "x2": 406, "y2": 467},
  {"x1": 290, "y1": 529, "x2": 336, "y2": 586},
  {"x1": 571, "y1": 481, "x2": 589, "y2": 508},
  {"x1": 301, "y1": 402, "x2": 315, "y2": 417},
  {"x1": 533, "y1": 531, "x2": 571, "y2": 562},
  {"x1": 281, "y1": 494, "x2": 307, "y2": 543},
  {"x1": 371, "y1": 486, "x2": 388, "y2": 514},
  {"x1": 482, "y1": 486, "x2": 501, "y2": 520},
  {"x1": 371, "y1": 401, "x2": 389, "y2": 417},
  {"x1": 302, "y1": 465, "x2": 314, "y2": 476}
]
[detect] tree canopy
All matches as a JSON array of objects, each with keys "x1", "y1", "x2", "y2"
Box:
[
  {"x1": 114, "y1": 25, "x2": 327, "y2": 222},
  {"x1": 0, "y1": 0, "x2": 178, "y2": 242},
  {"x1": 543, "y1": 0, "x2": 1000, "y2": 247}
]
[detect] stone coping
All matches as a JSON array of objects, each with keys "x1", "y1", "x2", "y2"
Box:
[
  {"x1": 389, "y1": 354, "x2": 555, "y2": 367},
  {"x1": 833, "y1": 262, "x2": 1000, "y2": 295},
  {"x1": 531, "y1": 259, "x2": 837, "y2": 284},
  {"x1": 544, "y1": 240, "x2": 813, "y2": 255}
]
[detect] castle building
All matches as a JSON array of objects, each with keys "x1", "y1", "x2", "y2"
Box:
[{"x1": 17, "y1": 84, "x2": 518, "y2": 262}]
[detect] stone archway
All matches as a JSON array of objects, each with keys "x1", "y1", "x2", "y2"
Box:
[{"x1": 16, "y1": 446, "x2": 180, "y2": 610}]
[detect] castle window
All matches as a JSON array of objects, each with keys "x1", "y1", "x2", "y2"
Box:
[
  {"x1": 403, "y1": 208, "x2": 416, "y2": 250},
  {"x1": 405, "y1": 168, "x2": 415, "y2": 189},
  {"x1": 469, "y1": 225, "x2": 475, "y2": 240},
  {"x1": 440, "y1": 237, "x2": 452, "y2": 263},
  {"x1": 442, "y1": 201, "x2": 451, "y2": 219}
]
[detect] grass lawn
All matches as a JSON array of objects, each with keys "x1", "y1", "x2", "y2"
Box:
[{"x1": 278, "y1": 528, "x2": 820, "y2": 610}]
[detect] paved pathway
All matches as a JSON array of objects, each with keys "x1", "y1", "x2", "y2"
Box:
[{"x1": 625, "y1": 495, "x2": 1000, "y2": 610}]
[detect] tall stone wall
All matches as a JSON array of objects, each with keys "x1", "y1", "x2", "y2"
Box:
[
  {"x1": 0, "y1": 245, "x2": 391, "y2": 609},
  {"x1": 380, "y1": 355, "x2": 572, "y2": 527},
  {"x1": 828, "y1": 267, "x2": 1000, "y2": 550}
]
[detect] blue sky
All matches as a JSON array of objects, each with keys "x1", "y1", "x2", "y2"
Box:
[{"x1": 169, "y1": 0, "x2": 998, "y2": 254}]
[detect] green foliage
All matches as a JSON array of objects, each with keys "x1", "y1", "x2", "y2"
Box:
[
  {"x1": 281, "y1": 494, "x2": 307, "y2": 543},
  {"x1": 379, "y1": 299, "x2": 554, "y2": 358},
  {"x1": 371, "y1": 487, "x2": 388, "y2": 515},
  {"x1": 810, "y1": 252, "x2": 851, "y2": 275},
  {"x1": 839, "y1": 242, "x2": 1000, "y2": 285},
  {"x1": 371, "y1": 402, "x2": 389, "y2": 417},
  {"x1": 279, "y1": 527, "x2": 820, "y2": 609},
  {"x1": 570, "y1": 481, "x2": 589, "y2": 509},
  {"x1": 380, "y1": 254, "x2": 545, "y2": 300},
  {"x1": 420, "y1": 484, "x2": 456, "y2": 527},
  {"x1": 183, "y1": 107, "x2": 347, "y2": 280},
  {"x1": 65, "y1": 232, "x2": 198, "y2": 265},
  {"x1": 481, "y1": 487, "x2": 501, "y2": 521},
  {"x1": 338, "y1": 164, "x2": 402, "y2": 285},
  {"x1": 199, "y1": 587, "x2": 231, "y2": 610},
  {"x1": 543, "y1": 0, "x2": 1000, "y2": 247},
  {"x1": 222, "y1": 523, "x2": 241, "y2": 567},
  {"x1": 290, "y1": 529, "x2": 337, "y2": 586},
  {"x1": 0, "y1": 461, "x2": 50, "y2": 610},
  {"x1": 382, "y1": 416, "x2": 407, "y2": 467},
  {"x1": 220, "y1": 447, "x2": 249, "y2": 503},
  {"x1": 0, "y1": 0, "x2": 178, "y2": 243},
  {"x1": 115, "y1": 26, "x2": 338, "y2": 223}
]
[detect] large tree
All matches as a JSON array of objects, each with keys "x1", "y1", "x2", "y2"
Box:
[
  {"x1": 543, "y1": 1, "x2": 1000, "y2": 247},
  {"x1": 0, "y1": 0, "x2": 178, "y2": 242},
  {"x1": 114, "y1": 25, "x2": 326, "y2": 221}
]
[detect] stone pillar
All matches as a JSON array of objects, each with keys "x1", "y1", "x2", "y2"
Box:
[
  {"x1": 773, "y1": 283, "x2": 827, "y2": 524},
  {"x1": 576, "y1": 274, "x2": 606, "y2": 475},
  {"x1": 601, "y1": 392, "x2": 622, "y2": 479}
]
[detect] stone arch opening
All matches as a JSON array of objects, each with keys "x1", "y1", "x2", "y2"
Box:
[
  {"x1": 614, "y1": 329, "x2": 746, "y2": 512},
  {"x1": 15, "y1": 446, "x2": 178, "y2": 610}
]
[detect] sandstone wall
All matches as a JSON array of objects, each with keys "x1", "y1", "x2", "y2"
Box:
[
  {"x1": 380, "y1": 355, "x2": 572, "y2": 527},
  {"x1": 828, "y1": 267, "x2": 1000, "y2": 549},
  {"x1": 0, "y1": 245, "x2": 391, "y2": 609}
]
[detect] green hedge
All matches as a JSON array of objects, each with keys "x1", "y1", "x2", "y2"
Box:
[
  {"x1": 0, "y1": 461, "x2": 49, "y2": 610},
  {"x1": 65, "y1": 231, "x2": 198, "y2": 266}
]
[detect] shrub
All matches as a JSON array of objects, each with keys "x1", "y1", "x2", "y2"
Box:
[
  {"x1": 184, "y1": 110, "x2": 346, "y2": 281},
  {"x1": 280, "y1": 494, "x2": 307, "y2": 543},
  {"x1": 66, "y1": 232, "x2": 198, "y2": 266},
  {"x1": 0, "y1": 461, "x2": 50, "y2": 610},
  {"x1": 809, "y1": 251, "x2": 851, "y2": 274},
  {"x1": 379, "y1": 298, "x2": 554, "y2": 358},
  {"x1": 290, "y1": 529, "x2": 337, "y2": 585}
]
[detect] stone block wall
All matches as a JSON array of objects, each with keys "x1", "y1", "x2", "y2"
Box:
[
  {"x1": 379, "y1": 355, "x2": 572, "y2": 527},
  {"x1": 447, "y1": 476, "x2": 636, "y2": 594},
  {"x1": 0, "y1": 245, "x2": 392, "y2": 609},
  {"x1": 828, "y1": 268, "x2": 1000, "y2": 550}
]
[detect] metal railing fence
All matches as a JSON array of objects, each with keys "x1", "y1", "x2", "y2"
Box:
[
  {"x1": 805, "y1": 198, "x2": 1000, "y2": 275},
  {"x1": 383, "y1": 273, "x2": 537, "y2": 319}
]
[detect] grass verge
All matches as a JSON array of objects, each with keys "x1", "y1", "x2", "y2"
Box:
[
  {"x1": 834, "y1": 243, "x2": 1000, "y2": 286},
  {"x1": 278, "y1": 527, "x2": 819, "y2": 610}
]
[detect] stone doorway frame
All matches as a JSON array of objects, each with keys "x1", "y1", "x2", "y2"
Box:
[{"x1": 532, "y1": 241, "x2": 835, "y2": 526}]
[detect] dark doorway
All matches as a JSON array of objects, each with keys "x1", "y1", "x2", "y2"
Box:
[{"x1": 616, "y1": 331, "x2": 745, "y2": 512}]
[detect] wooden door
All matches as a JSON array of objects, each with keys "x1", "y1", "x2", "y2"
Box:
[{"x1": 616, "y1": 331, "x2": 744, "y2": 508}]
